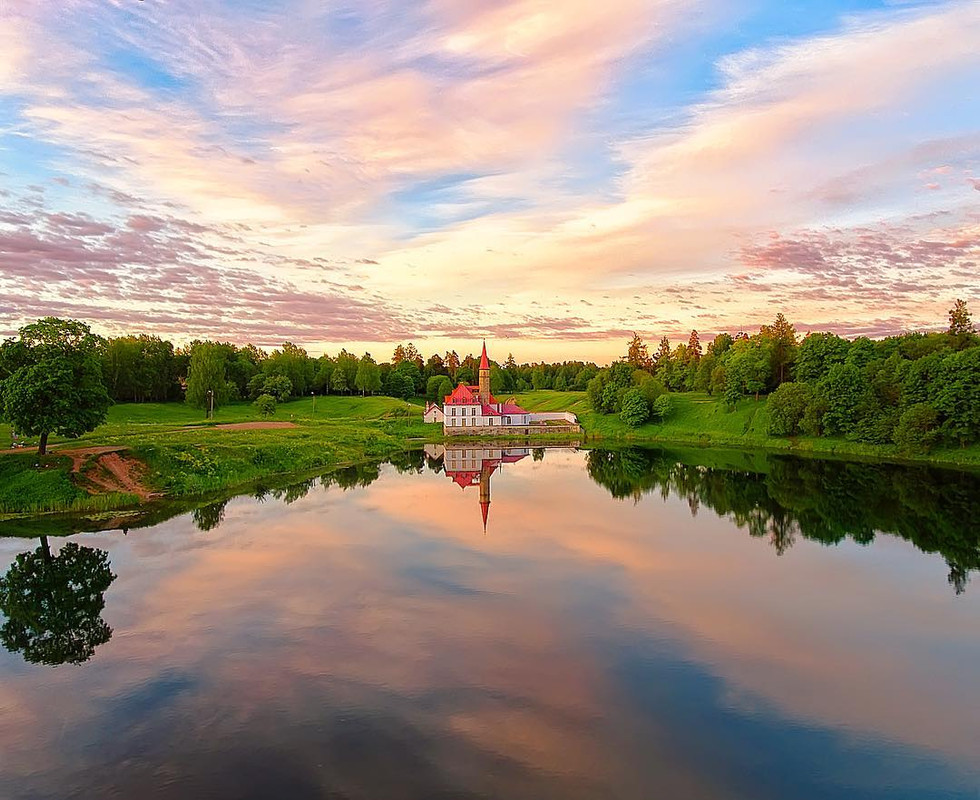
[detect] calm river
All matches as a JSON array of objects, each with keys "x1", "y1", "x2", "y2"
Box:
[{"x1": 1, "y1": 446, "x2": 978, "y2": 799}]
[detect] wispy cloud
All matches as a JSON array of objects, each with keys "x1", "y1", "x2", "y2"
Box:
[{"x1": 0, "y1": 0, "x2": 977, "y2": 357}]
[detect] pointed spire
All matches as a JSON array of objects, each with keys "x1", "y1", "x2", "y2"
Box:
[
  {"x1": 480, "y1": 500, "x2": 489, "y2": 533},
  {"x1": 479, "y1": 339, "x2": 489, "y2": 371}
]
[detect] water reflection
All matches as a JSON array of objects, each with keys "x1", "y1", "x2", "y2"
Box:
[
  {"x1": 424, "y1": 444, "x2": 530, "y2": 531},
  {"x1": 586, "y1": 447, "x2": 980, "y2": 594},
  {"x1": 0, "y1": 536, "x2": 115, "y2": 666},
  {"x1": 0, "y1": 447, "x2": 978, "y2": 798}
]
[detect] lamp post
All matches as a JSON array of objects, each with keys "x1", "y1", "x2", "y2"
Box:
[
  {"x1": 207, "y1": 389, "x2": 214, "y2": 420},
  {"x1": 311, "y1": 391, "x2": 316, "y2": 415}
]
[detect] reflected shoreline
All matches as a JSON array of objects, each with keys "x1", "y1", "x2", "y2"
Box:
[{"x1": 3, "y1": 444, "x2": 978, "y2": 593}]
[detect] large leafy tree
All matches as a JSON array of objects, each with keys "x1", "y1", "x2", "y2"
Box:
[
  {"x1": 354, "y1": 353, "x2": 382, "y2": 395},
  {"x1": 1, "y1": 318, "x2": 111, "y2": 454},
  {"x1": 760, "y1": 313, "x2": 797, "y2": 387},
  {"x1": 0, "y1": 539, "x2": 115, "y2": 666},
  {"x1": 935, "y1": 348, "x2": 980, "y2": 447},
  {"x1": 948, "y1": 298, "x2": 974, "y2": 335},
  {"x1": 185, "y1": 342, "x2": 229, "y2": 414}
]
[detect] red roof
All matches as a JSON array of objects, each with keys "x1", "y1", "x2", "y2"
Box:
[
  {"x1": 445, "y1": 383, "x2": 477, "y2": 405},
  {"x1": 445, "y1": 383, "x2": 502, "y2": 406},
  {"x1": 499, "y1": 402, "x2": 527, "y2": 415},
  {"x1": 479, "y1": 341, "x2": 490, "y2": 371}
]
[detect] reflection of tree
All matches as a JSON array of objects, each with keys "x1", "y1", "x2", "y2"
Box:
[
  {"x1": 388, "y1": 449, "x2": 425, "y2": 474},
  {"x1": 321, "y1": 462, "x2": 381, "y2": 491},
  {"x1": 0, "y1": 537, "x2": 116, "y2": 666},
  {"x1": 192, "y1": 500, "x2": 228, "y2": 531},
  {"x1": 532, "y1": 448, "x2": 545, "y2": 462},
  {"x1": 586, "y1": 447, "x2": 980, "y2": 592}
]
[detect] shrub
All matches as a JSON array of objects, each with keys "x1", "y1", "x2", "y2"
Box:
[
  {"x1": 635, "y1": 372, "x2": 666, "y2": 406},
  {"x1": 619, "y1": 389, "x2": 650, "y2": 428},
  {"x1": 651, "y1": 393, "x2": 672, "y2": 422},
  {"x1": 254, "y1": 394, "x2": 277, "y2": 418},
  {"x1": 893, "y1": 403, "x2": 938, "y2": 454}
]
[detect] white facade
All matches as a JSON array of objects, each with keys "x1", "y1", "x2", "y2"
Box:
[
  {"x1": 443, "y1": 402, "x2": 530, "y2": 429},
  {"x1": 423, "y1": 402, "x2": 445, "y2": 423}
]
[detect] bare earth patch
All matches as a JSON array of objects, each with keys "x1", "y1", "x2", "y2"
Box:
[{"x1": 58, "y1": 446, "x2": 157, "y2": 500}]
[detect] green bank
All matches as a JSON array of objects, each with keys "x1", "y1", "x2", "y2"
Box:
[
  {"x1": 511, "y1": 390, "x2": 980, "y2": 467},
  {"x1": 3, "y1": 390, "x2": 980, "y2": 518}
]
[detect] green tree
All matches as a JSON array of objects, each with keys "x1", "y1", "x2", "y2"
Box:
[
  {"x1": 185, "y1": 343, "x2": 229, "y2": 416},
  {"x1": 619, "y1": 388, "x2": 650, "y2": 428},
  {"x1": 394, "y1": 360, "x2": 422, "y2": 395},
  {"x1": 254, "y1": 394, "x2": 277, "y2": 418},
  {"x1": 355, "y1": 354, "x2": 382, "y2": 395},
  {"x1": 707, "y1": 333, "x2": 733, "y2": 358},
  {"x1": 330, "y1": 366, "x2": 349, "y2": 394},
  {"x1": 760, "y1": 313, "x2": 797, "y2": 387},
  {"x1": 654, "y1": 336, "x2": 672, "y2": 372},
  {"x1": 626, "y1": 333, "x2": 652, "y2": 370},
  {"x1": 893, "y1": 403, "x2": 938, "y2": 454},
  {"x1": 948, "y1": 298, "x2": 974, "y2": 335},
  {"x1": 387, "y1": 370, "x2": 414, "y2": 399},
  {"x1": 935, "y1": 348, "x2": 980, "y2": 446},
  {"x1": 531, "y1": 367, "x2": 552, "y2": 390},
  {"x1": 686, "y1": 330, "x2": 702, "y2": 362},
  {"x1": 0, "y1": 539, "x2": 115, "y2": 666},
  {"x1": 0, "y1": 318, "x2": 111, "y2": 454},
  {"x1": 312, "y1": 357, "x2": 334, "y2": 395},
  {"x1": 651, "y1": 393, "x2": 672, "y2": 422},
  {"x1": 262, "y1": 374, "x2": 292, "y2": 402},
  {"x1": 818, "y1": 363, "x2": 869, "y2": 436},
  {"x1": 766, "y1": 382, "x2": 813, "y2": 436},
  {"x1": 795, "y1": 333, "x2": 850, "y2": 383}
]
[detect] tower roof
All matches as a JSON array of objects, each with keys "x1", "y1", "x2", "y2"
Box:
[{"x1": 479, "y1": 340, "x2": 489, "y2": 371}]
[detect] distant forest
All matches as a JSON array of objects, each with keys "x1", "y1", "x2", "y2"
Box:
[{"x1": 1, "y1": 300, "x2": 977, "y2": 454}]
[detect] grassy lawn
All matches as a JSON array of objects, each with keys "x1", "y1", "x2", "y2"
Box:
[
  {"x1": 0, "y1": 395, "x2": 433, "y2": 515},
  {"x1": 513, "y1": 389, "x2": 980, "y2": 467}
]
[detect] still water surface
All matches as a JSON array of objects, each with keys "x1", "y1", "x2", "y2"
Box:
[{"x1": 1, "y1": 446, "x2": 978, "y2": 799}]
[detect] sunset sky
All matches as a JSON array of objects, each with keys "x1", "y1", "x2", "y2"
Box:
[{"x1": 1, "y1": 0, "x2": 978, "y2": 362}]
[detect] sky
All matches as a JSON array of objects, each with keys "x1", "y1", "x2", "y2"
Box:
[{"x1": 0, "y1": 0, "x2": 978, "y2": 363}]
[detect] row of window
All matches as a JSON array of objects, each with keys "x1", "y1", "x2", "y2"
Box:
[{"x1": 446, "y1": 417, "x2": 526, "y2": 426}]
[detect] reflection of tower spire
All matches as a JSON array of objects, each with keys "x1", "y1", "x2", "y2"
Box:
[{"x1": 479, "y1": 463, "x2": 491, "y2": 534}]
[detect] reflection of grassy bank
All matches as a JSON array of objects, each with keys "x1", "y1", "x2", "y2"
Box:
[
  {"x1": 513, "y1": 390, "x2": 980, "y2": 468},
  {"x1": 1, "y1": 396, "x2": 434, "y2": 516}
]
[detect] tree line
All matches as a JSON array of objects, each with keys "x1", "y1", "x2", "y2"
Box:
[
  {"x1": 0, "y1": 317, "x2": 601, "y2": 451},
  {"x1": 590, "y1": 300, "x2": 980, "y2": 451}
]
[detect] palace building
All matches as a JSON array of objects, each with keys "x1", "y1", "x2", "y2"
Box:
[
  {"x1": 437, "y1": 342, "x2": 531, "y2": 433},
  {"x1": 423, "y1": 341, "x2": 580, "y2": 436}
]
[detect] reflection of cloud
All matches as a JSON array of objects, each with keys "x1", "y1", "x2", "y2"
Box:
[{"x1": 0, "y1": 455, "x2": 977, "y2": 795}]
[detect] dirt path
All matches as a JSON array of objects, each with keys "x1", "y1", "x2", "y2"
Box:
[{"x1": 208, "y1": 421, "x2": 298, "y2": 430}]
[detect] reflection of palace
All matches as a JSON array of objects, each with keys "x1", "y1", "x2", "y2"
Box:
[{"x1": 425, "y1": 445, "x2": 530, "y2": 532}]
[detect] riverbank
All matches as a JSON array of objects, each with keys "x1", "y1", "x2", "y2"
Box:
[
  {"x1": 0, "y1": 396, "x2": 435, "y2": 516},
  {"x1": 511, "y1": 390, "x2": 980, "y2": 469},
  {"x1": 2, "y1": 390, "x2": 979, "y2": 517}
]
